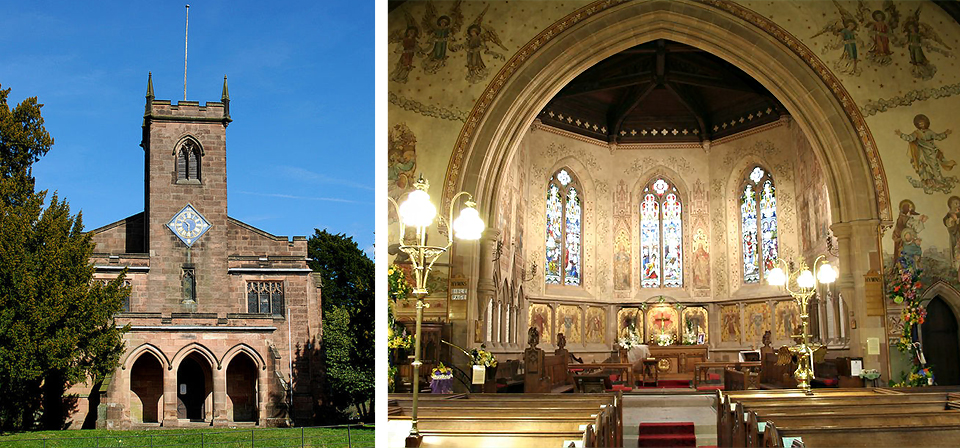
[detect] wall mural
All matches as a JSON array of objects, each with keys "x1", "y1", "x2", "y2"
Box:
[
  {"x1": 388, "y1": 123, "x2": 418, "y2": 223},
  {"x1": 389, "y1": 10, "x2": 422, "y2": 83},
  {"x1": 775, "y1": 300, "x2": 801, "y2": 340},
  {"x1": 459, "y1": 5, "x2": 507, "y2": 84},
  {"x1": 614, "y1": 180, "x2": 632, "y2": 291},
  {"x1": 892, "y1": 199, "x2": 928, "y2": 271},
  {"x1": 744, "y1": 302, "x2": 770, "y2": 345},
  {"x1": 556, "y1": 304, "x2": 582, "y2": 344},
  {"x1": 720, "y1": 304, "x2": 741, "y2": 343},
  {"x1": 944, "y1": 196, "x2": 960, "y2": 283},
  {"x1": 618, "y1": 307, "x2": 641, "y2": 340},
  {"x1": 528, "y1": 303, "x2": 552, "y2": 345},
  {"x1": 896, "y1": 114, "x2": 956, "y2": 194},
  {"x1": 691, "y1": 179, "x2": 711, "y2": 293},
  {"x1": 420, "y1": 1, "x2": 463, "y2": 75},
  {"x1": 812, "y1": 2, "x2": 952, "y2": 79},
  {"x1": 585, "y1": 306, "x2": 605, "y2": 344},
  {"x1": 886, "y1": 196, "x2": 960, "y2": 293}
]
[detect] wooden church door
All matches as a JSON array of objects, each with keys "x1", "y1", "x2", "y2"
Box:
[{"x1": 921, "y1": 296, "x2": 960, "y2": 385}]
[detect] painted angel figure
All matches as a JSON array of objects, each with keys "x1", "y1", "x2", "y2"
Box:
[
  {"x1": 454, "y1": 5, "x2": 507, "y2": 84},
  {"x1": 899, "y1": 5, "x2": 952, "y2": 80},
  {"x1": 420, "y1": 0, "x2": 463, "y2": 74},
  {"x1": 896, "y1": 114, "x2": 957, "y2": 194},
  {"x1": 811, "y1": 0, "x2": 864, "y2": 76},
  {"x1": 388, "y1": 9, "x2": 422, "y2": 83},
  {"x1": 863, "y1": 1, "x2": 901, "y2": 66}
]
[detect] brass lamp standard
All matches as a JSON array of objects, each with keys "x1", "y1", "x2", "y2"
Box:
[
  {"x1": 766, "y1": 256, "x2": 837, "y2": 394},
  {"x1": 388, "y1": 176, "x2": 484, "y2": 445}
]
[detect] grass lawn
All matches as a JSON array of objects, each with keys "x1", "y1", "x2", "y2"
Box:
[{"x1": 0, "y1": 425, "x2": 374, "y2": 448}]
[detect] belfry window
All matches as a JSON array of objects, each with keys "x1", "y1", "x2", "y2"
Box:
[
  {"x1": 740, "y1": 166, "x2": 779, "y2": 284},
  {"x1": 545, "y1": 168, "x2": 582, "y2": 286},
  {"x1": 639, "y1": 178, "x2": 683, "y2": 288},
  {"x1": 177, "y1": 139, "x2": 202, "y2": 182}
]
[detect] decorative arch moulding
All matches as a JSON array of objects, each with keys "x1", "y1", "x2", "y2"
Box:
[{"x1": 441, "y1": 0, "x2": 890, "y2": 222}]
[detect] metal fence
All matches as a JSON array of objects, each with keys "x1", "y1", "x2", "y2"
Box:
[{"x1": 0, "y1": 424, "x2": 374, "y2": 448}]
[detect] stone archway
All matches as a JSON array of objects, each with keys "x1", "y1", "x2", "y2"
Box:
[
  {"x1": 177, "y1": 353, "x2": 213, "y2": 421},
  {"x1": 921, "y1": 296, "x2": 960, "y2": 385},
  {"x1": 226, "y1": 352, "x2": 259, "y2": 422},
  {"x1": 130, "y1": 353, "x2": 163, "y2": 424},
  {"x1": 447, "y1": 0, "x2": 885, "y2": 226},
  {"x1": 445, "y1": 0, "x2": 886, "y2": 366}
]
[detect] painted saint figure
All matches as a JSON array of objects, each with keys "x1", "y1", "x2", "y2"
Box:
[
  {"x1": 896, "y1": 114, "x2": 956, "y2": 194},
  {"x1": 455, "y1": 6, "x2": 507, "y2": 84},
  {"x1": 892, "y1": 199, "x2": 927, "y2": 272},
  {"x1": 899, "y1": 6, "x2": 952, "y2": 80},
  {"x1": 865, "y1": 9, "x2": 896, "y2": 65},
  {"x1": 389, "y1": 26, "x2": 421, "y2": 83},
  {"x1": 420, "y1": 1, "x2": 463, "y2": 75},
  {"x1": 811, "y1": 2, "x2": 863, "y2": 76},
  {"x1": 943, "y1": 196, "x2": 960, "y2": 282}
]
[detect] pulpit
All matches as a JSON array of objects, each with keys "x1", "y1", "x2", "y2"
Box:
[{"x1": 647, "y1": 345, "x2": 708, "y2": 382}]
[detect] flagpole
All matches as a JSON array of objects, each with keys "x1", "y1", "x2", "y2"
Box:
[{"x1": 184, "y1": 4, "x2": 189, "y2": 101}]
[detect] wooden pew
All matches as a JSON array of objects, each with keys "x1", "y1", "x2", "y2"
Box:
[
  {"x1": 695, "y1": 361, "x2": 762, "y2": 389},
  {"x1": 719, "y1": 389, "x2": 960, "y2": 447},
  {"x1": 389, "y1": 392, "x2": 622, "y2": 447},
  {"x1": 570, "y1": 362, "x2": 635, "y2": 386}
]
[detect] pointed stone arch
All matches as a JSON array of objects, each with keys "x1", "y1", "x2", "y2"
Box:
[
  {"x1": 122, "y1": 343, "x2": 170, "y2": 371},
  {"x1": 221, "y1": 343, "x2": 267, "y2": 371},
  {"x1": 170, "y1": 342, "x2": 220, "y2": 371},
  {"x1": 444, "y1": 0, "x2": 885, "y2": 230}
]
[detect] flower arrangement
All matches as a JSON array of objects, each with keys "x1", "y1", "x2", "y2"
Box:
[
  {"x1": 889, "y1": 266, "x2": 935, "y2": 386},
  {"x1": 654, "y1": 332, "x2": 675, "y2": 347},
  {"x1": 893, "y1": 364, "x2": 934, "y2": 387},
  {"x1": 470, "y1": 344, "x2": 498, "y2": 367},
  {"x1": 431, "y1": 362, "x2": 453, "y2": 380},
  {"x1": 388, "y1": 264, "x2": 413, "y2": 302},
  {"x1": 859, "y1": 369, "x2": 881, "y2": 381},
  {"x1": 618, "y1": 326, "x2": 641, "y2": 349},
  {"x1": 388, "y1": 324, "x2": 414, "y2": 349}
]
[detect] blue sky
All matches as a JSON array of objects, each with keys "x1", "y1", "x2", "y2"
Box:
[{"x1": 1, "y1": 1, "x2": 374, "y2": 256}]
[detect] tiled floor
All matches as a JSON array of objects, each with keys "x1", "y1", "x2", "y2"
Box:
[{"x1": 623, "y1": 394, "x2": 718, "y2": 447}]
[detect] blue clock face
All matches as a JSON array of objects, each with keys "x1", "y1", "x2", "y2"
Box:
[{"x1": 167, "y1": 204, "x2": 211, "y2": 246}]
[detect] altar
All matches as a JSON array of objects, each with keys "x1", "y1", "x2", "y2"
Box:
[{"x1": 646, "y1": 345, "x2": 708, "y2": 382}]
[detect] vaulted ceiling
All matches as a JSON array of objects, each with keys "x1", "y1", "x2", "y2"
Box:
[{"x1": 537, "y1": 39, "x2": 786, "y2": 144}]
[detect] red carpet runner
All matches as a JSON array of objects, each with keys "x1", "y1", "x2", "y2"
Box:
[{"x1": 637, "y1": 422, "x2": 697, "y2": 447}]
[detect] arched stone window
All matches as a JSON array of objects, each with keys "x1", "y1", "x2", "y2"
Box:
[
  {"x1": 740, "y1": 166, "x2": 779, "y2": 284},
  {"x1": 177, "y1": 139, "x2": 202, "y2": 182},
  {"x1": 639, "y1": 177, "x2": 683, "y2": 288},
  {"x1": 545, "y1": 168, "x2": 583, "y2": 286}
]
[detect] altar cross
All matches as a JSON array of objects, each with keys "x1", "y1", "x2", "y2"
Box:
[{"x1": 654, "y1": 312, "x2": 672, "y2": 331}]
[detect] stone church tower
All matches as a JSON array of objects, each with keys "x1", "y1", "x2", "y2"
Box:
[{"x1": 77, "y1": 74, "x2": 322, "y2": 428}]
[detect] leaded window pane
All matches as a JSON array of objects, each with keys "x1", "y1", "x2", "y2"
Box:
[
  {"x1": 760, "y1": 180, "x2": 779, "y2": 273},
  {"x1": 662, "y1": 192, "x2": 683, "y2": 288},
  {"x1": 640, "y1": 193, "x2": 661, "y2": 288},
  {"x1": 742, "y1": 184, "x2": 760, "y2": 284},
  {"x1": 564, "y1": 186, "x2": 582, "y2": 286},
  {"x1": 545, "y1": 182, "x2": 563, "y2": 284}
]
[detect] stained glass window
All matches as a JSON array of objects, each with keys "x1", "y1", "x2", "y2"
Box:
[
  {"x1": 741, "y1": 166, "x2": 778, "y2": 283},
  {"x1": 741, "y1": 184, "x2": 759, "y2": 283},
  {"x1": 545, "y1": 169, "x2": 583, "y2": 286},
  {"x1": 640, "y1": 178, "x2": 682, "y2": 288}
]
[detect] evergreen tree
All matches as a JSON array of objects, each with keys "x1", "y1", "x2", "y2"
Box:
[
  {"x1": 307, "y1": 230, "x2": 373, "y2": 422},
  {"x1": 0, "y1": 85, "x2": 128, "y2": 430}
]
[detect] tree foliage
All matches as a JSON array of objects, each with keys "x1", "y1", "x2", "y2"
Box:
[
  {"x1": 307, "y1": 230, "x2": 373, "y2": 422},
  {"x1": 0, "y1": 85, "x2": 128, "y2": 430}
]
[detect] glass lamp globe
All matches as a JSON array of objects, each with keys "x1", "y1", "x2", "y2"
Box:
[
  {"x1": 797, "y1": 269, "x2": 815, "y2": 289},
  {"x1": 399, "y1": 189, "x2": 436, "y2": 228},
  {"x1": 817, "y1": 263, "x2": 837, "y2": 284},
  {"x1": 767, "y1": 267, "x2": 786, "y2": 286},
  {"x1": 453, "y1": 205, "x2": 485, "y2": 240}
]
